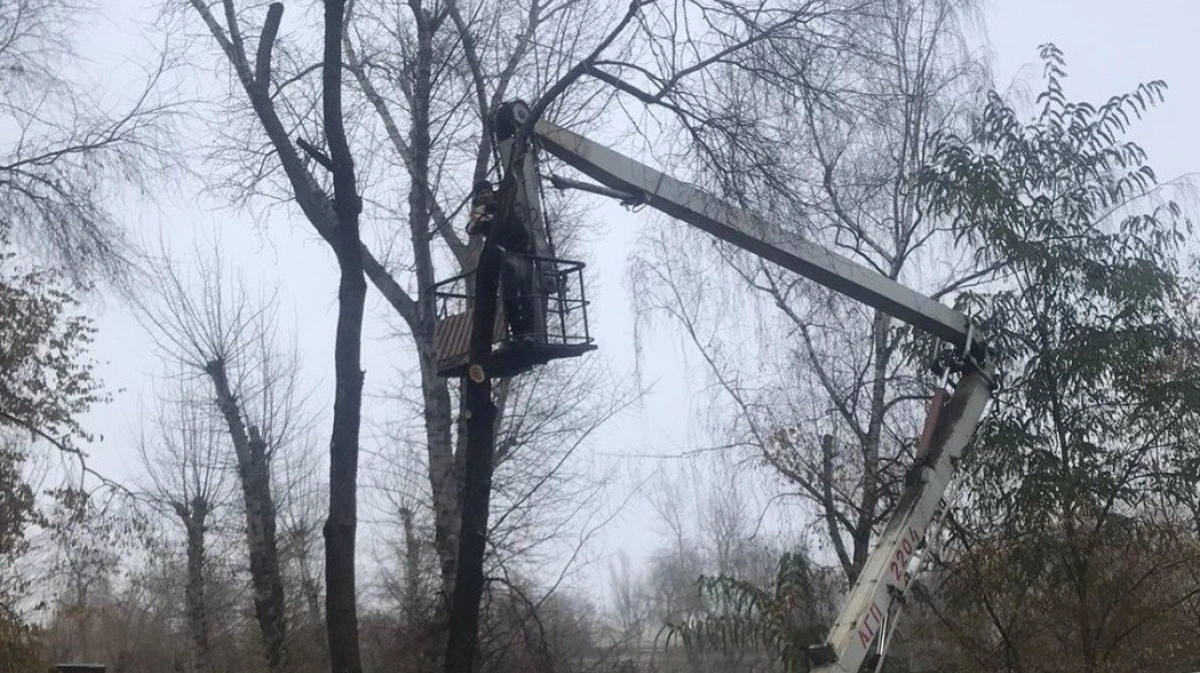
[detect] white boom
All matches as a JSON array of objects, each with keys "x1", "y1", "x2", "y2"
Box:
[{"x1": 531, "y1": 116, "x2": 995, "y2": 673}]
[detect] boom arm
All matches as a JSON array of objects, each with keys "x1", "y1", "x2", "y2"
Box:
[
  {"x1": 533, "y1": 119, "x2": 986, "y2": 360},
  {"x1": 531, "y1": 116, "x2": 995, "y2": 673}
]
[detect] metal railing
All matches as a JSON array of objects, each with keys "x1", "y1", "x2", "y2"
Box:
[{"x1": 432, "y1": 254, "x2": 594, "y2": 349}]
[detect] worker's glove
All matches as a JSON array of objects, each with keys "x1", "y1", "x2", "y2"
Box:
[{"x1": 466, "y1": 205, "x2": 493, "y2": 235}]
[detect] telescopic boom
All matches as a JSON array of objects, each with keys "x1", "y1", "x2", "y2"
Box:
[{"x1": 529, "y1": 112, "x2": 996, "y2": 673}]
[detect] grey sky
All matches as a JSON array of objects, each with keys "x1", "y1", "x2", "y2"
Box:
[{"x1": 62, "y1": 0, "x2": 1200, "y2": 595}]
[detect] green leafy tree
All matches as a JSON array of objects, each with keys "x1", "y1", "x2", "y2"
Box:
[
  {"x1": 912, "y1": 44, "x2": 1200, "y2": 673},
  {"x1": 0, "y1": 439, "x2": 39, "y2": 558},
  {"x1": 923, "y1": 42, "x2": 1198, "y2": 530},
  {"x1": 666, "y1": 552, "x2": 833, "y2": 672},
  {"x1": 0, "y1": 434, "x2": 43, "y2": 670}
]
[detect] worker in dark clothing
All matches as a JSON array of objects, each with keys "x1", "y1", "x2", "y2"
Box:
[{"x1": 467, "y1": 179, "x2": 538, "y2": 339}]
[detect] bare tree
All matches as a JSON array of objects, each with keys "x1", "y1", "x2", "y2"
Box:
[
  {"x1": 41, "y1": 496, "x2": 131, "y2": 664},
  {"x1": 630, "y1": 0, "x2": 989, "y2": 583},
  {"x1": 337, "y1": 0, "x2": 637, "y2": 617},
  {"x1": 0, "y1": 0, "x2": 172, "y2": 284},
  {"x1": 606, "y1": 459, "x2": 831, "y2": 672},
  {"x1": 898, "y1": 509, "x2": 1200, "y2": 673},
  {"x1": 274, "y1": 433, "x2": 330, "y2": 672},
  {"x1": 136, "y1": 380, "x2": 233, "y2": 673},
  {"x1": 132, "y1": 240, "x2": 311, "y2": 673},
  {"x1": 607, "y1": 551, "x2": 648, "y2": 646},
  {"x1": 175, "y1": 0, "x2": 840, "y2": 669},
  {"x1": 364, "y1": 352, "x2": 639, "y2": 670}
]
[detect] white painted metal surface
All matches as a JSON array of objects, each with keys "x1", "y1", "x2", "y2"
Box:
[
  {"x1": 533, "y1": 117, "x2": 996, "y2": 673},
  {"x1": 813, "y1": 369, "x2": 991, "y2": 673},
  {"x1": 534, "y1": 119, "x2": 980, "y2": 353}
]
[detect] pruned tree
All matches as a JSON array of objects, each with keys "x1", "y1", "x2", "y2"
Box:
[
  {"x1": 136, "y1": 381, "x2": 233, "y2": 673},
  {"x1": 176, "y1": 0, "x2": 844, "y2": 669},
  {"x1": 132, "y1": 240, "x2": 311, "y2": 673}
]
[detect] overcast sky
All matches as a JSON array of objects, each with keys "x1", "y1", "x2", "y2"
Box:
[{"x1": 64, "y1": 0, "x2": 1200, "y2": 593}]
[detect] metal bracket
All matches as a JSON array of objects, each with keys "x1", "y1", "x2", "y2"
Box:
[
  {"x1": 928, "y1": 317, "x2": 1000, "y2": 392},
  {"x1": 546, "y1": 172, "x2": 645, "y2": 208}
]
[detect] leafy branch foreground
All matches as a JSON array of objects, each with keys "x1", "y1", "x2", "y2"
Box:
[{"x1": 654, "y1": 45, "x2": 1200, "y2": 673}]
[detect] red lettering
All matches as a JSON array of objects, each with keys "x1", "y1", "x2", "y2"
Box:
[
  {"x1": 858, "y1": 623, "x2": 873, "y2": 648},
  {"x1": 858, "y1": 603, "x2": 886, "y2": 648}
]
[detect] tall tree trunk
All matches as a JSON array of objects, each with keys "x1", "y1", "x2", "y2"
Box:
[
  {"x1": 443, "y1": 217, "x2": 504, "y2": 673},
  {"x1": 324, "y1": 251, "x2": 367, "y2": 673},
  {"x1": 320, "y1": 1, "x2": 367, "y2": 672},
  {"x1": 850, "y1": 310, "x2": 893, "y2": 581},
  {"x1": 423, "y1": 353, "x2": 461, "y2": 598},
  {"x1": 405, "y1": 0, "x2": 462, "y2": 605},
  {"x1": 205, "y1": 360, "x2": 290, "y2": 672},
  {"x1": 175, "y1": 498, "x2": 212, "y2": 673},
  {"x1": 246, "y1": 426, "x2": 289, "y2": 671}
]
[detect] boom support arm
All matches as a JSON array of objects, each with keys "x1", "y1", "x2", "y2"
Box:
[
  {"x1": 533, "y1": 119, "x2": 986, "y2": 360},
  {"x1": 530, "y1": 116, "x2": 995, "y2": 673},
  {"x1": 811, "y1": 368, "x2": 991, "y2": 672}
]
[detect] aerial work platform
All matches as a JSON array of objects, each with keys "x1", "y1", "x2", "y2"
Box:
[{"x1": 432, "y1": 254, "x2": 596, "y2": 378}]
